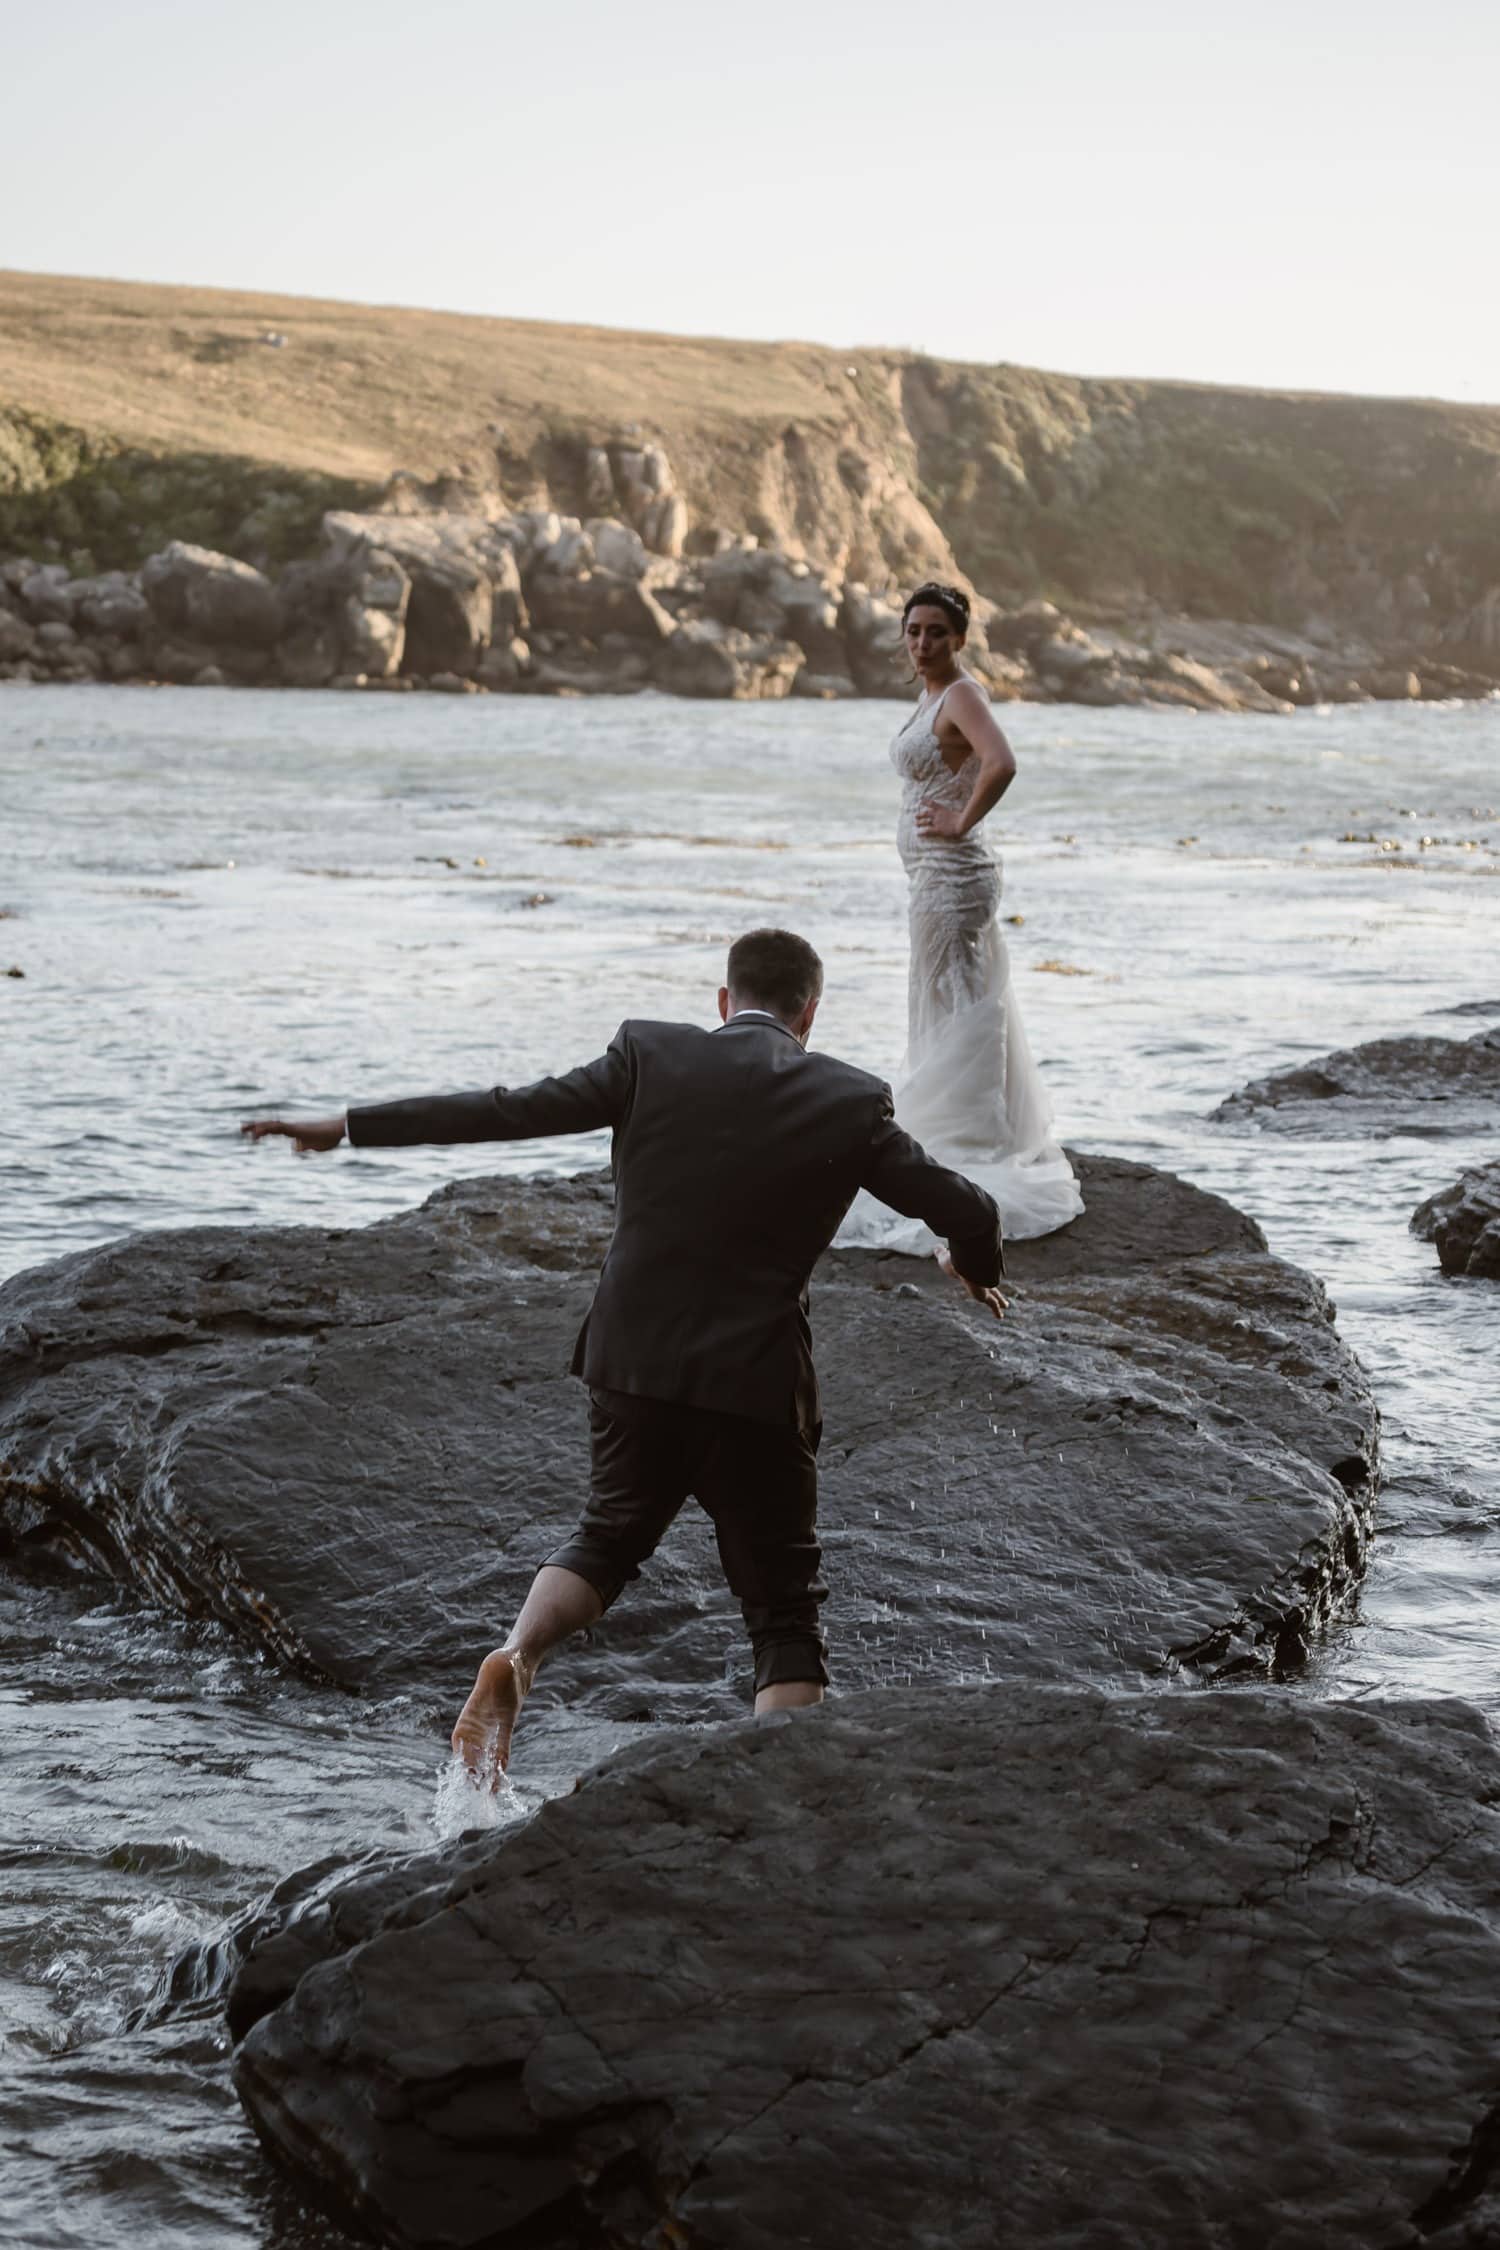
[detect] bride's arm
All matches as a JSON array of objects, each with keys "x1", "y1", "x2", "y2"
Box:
[{"x1": 915, "y1": 683, "x2": 1017, "y2": 840}]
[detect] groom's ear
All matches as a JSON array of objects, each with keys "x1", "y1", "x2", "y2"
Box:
[{"x1": 717, "y1": 985, "x2": 731, "y2": 1023}]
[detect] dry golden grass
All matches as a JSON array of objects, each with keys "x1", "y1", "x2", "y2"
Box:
[{"x1": 0, "y1": 268, "x2": 882, "y2": 482}]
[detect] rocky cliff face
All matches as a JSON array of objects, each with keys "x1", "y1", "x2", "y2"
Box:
[{"x1": 3, "y1": 271, "x2": 1499, "y2": 703}]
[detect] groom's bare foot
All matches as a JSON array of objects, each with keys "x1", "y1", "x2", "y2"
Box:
[{"x1": 451, "y1": 1648, "x2": 530, "y2": 1788}]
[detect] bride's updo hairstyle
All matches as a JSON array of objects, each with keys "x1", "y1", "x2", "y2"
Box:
[{"x1": 901, "y1": 581, "x2": 970, "y2": 638}]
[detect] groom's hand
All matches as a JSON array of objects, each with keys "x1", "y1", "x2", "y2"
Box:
[
  {"x1": 241, "y1": 1114, "x2": 347, "y2": 1156},
  {"x1": 937, "y1": 1247, "x2": 1008, "y2": 1321}
]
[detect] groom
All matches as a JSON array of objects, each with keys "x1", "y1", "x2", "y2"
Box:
[{"x1": 242, "y1": 928, "x2": 1005, "y2": 1783}]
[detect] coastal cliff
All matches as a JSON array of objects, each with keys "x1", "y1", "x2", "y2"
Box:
[{"x1": 3, "y1": 269, "x2": 1498, "y2": 706}]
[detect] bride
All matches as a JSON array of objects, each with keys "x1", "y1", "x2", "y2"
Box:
[{"x1": 842, "y1": 580, "x2": 1083, "y2": 1249}]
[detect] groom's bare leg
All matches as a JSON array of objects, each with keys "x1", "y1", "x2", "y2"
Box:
[
  {"x1": 755, "y1": 1680, "x2": 823, "y2": 1715},
  {"x1": 451, "y1": 1564, "x2": 604, "y2": 1786}
]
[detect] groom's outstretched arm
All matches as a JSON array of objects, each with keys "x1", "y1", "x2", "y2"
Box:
[
  {"x1": 860, "y1": 1093, "x2": 1005, "y2": 1287},
  {"x1": 242, "y1": 1026, "x2": 635, "y2": 1154}
]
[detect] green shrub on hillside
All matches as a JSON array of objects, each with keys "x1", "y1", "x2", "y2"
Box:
[{"x1": 0, "y1": 409, "x2": 373, "y2": 573}]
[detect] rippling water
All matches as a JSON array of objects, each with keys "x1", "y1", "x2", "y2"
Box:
[{"x1": 2, "y1": 683, "x2": 1498, "y2": 2245}]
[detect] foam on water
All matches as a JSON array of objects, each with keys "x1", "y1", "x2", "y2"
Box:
[
  {"x1": 430, "y1": 1753, "x2": 527, "y2": 1840},
  {"x1": 1, "y1": 685, "x2": 1498, "y2": 2245}
]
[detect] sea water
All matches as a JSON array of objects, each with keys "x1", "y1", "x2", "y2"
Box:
[{"x1": 1, "y1": 683, "x2": 1497, "y2": 2245}]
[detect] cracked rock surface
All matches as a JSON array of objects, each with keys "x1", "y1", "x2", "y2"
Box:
[
  {"x1": 0, "y1": 1156, "x2": 1375, "y2": 1702},
  {"x1": 1412, "y1": 1162, "x2": 1500, "y2": 1278},
  {"x1": 226, "y1": 1685, "x2": 1500, "y2": 2250},
  {"x1": 1211, "y1": 1028, "x2": 1500, "y2": 1136}
]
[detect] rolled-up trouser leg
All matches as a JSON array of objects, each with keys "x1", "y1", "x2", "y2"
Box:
[
  {"x1": 545, "y1": 1388, "x2": 691, "y2": 1610},
  {"x1": 692, "y1": 1415, "x2": 828, "y2": 1692}
]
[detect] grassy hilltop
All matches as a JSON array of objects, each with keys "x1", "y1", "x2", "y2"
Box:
[{"x1": 3, "y1": 268, "x2": 1498, "y2": 650}]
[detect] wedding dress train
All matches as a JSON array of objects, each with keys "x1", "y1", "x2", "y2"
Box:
[{"x1": 839, "y1": 680, "x2": 1083, "y2": 1252}]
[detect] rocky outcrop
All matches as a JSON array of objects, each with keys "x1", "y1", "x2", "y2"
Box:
[
  {"x1": 217, "y1": 1686, "x2": 1500, "y2": 2250},
  {"x1": 139, "y1": 540, "x2": 282, "y2": 683},
  {"x1": 653, "y1": 617, "x2": 802, "y2": 700},
  {"x1": 8, "y1": 273, "x2": 1500, "y2": 700},
  {"x1": 1212, "y1": 1028, "x2": 1500, "y2": 1136},
  {"x1": 7, "y1": 429, "x2": 1496, "y2": 705},
  {"x1": 0, "y1": 1156, "x2": 1376, "y2": 1702},
  {"x1": 1411, "y1": 1162, "x2": 1500, "y2": 1277}
]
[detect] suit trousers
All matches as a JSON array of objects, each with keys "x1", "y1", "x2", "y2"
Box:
[{"x1": 547, "y1": 1388, "x2": 829, "y2": 1692}]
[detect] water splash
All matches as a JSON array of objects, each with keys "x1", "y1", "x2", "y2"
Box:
[{"x1": 430, "y1": 1754, "x2": 525, "y2": 1842}]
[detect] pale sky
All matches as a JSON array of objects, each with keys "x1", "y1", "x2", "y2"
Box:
[{"x1": 3, "y1": 0, "x2": 1495, "y2": 402}]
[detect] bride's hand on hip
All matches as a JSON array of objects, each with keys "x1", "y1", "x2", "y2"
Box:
[
  {"x1": 936, "y1": 1248, "x2": 1008, "y2": 1321},
  {"x1": 915, "y1": 802, "x2": 968, "y2": 841}
]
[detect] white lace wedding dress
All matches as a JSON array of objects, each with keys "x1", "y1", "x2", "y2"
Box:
[{"x1": 839, "y1": 678, "x2": 1084, "y2": 1251}]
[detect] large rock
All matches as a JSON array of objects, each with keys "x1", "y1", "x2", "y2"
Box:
[
  {"x1": 0, "y1": 609, "x2": 38, "y2": 664},
  {"x1": 274, "y1": 539, "x2": 413, "y2": 685},
  {"x1": 321, "y1": 513, "x2": 523, "y2": 680},
  {"x1": 526, "y1": 567, "x2": 673, "y2": 644},
  {"x1": 140, "y1": 541, "x2": 282, "y2": 656},
  {"x1": 15, "y1": 564, "x2": 76, "y2": 625},
  {"x1": 1411, "y1": 1161, "x2": 1500, "y2": 1277},
  {"x1": 221, "y1": 1687, "x2": 1500, "y2": 2250},
  {"x1": 1212, "y1": 1028, "x2": 1500, "y2": 1136},
  {"x1": 655, "y1": 618, "x2": 802, "y2": 699},
  {"x1": 583, "y1": 517, "x2": 649, "y2": 581},
  {"x1": 70, "y1": 570, "x2": 149, "y2": 641},
  {"x1": 0, "y1": 1156, "x2": 1375, "y2": 1704},
  {"x1": 839, "y1": 582, "x2": 907, "y2": 697}
]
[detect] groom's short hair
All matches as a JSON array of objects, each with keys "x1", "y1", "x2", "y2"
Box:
[{"x1": 726, "y1": 928, "x2": 824, "y2": 1022}]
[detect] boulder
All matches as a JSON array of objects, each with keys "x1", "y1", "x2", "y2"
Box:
[
  {"x1": 1411, "y1": 1161, "x2": 1500, "y2": 1277},
  {"x1": 0, "y1": 1156, "x2": 1375, "y2": 1705},
  {"x1": 1143, "y1": 651, "x2": 1257, "y2": 712},
  {"x1": 654, "y1": 619, "x2": 802, "y2": 699},
  {"x1": 150, "y1": 634, "x2": 235, "y2": 686},
  {"x1": 0, "y1": 611, "x2": 39, "y2": 665},
  {"x1": 343, "y1": 545, "x2": 413, "y2": 679},
  {"x1": 16, "y1": 565, "x2": 75, "y2": 625},
  {"x1": 584, "y1": 518, "x2": 649, "y2": 581},
  {"x1": 526, "y1": 645, "x2": 653, "y2": 695},
  {"x1": 538, "y1": 522, "x2": 594, "y2": 577},
  {"x1": 321, "y1": 514, "x2": 521, "y2": 681},
  {"x1": 1213, "y1": 1027, "x2": 1500, "y2": 1136},
  {"x1": 474, "y1": 637, "x2": 530, "y2": 691},
  {"x1": 140, "y1": 542, "x2": 282, "y2": 655},
  {"x1": 222, "y1": 1687, "x2": 1500, "y2": 2250},
  {"x1": 987, "y1": 599, "x2": 1066, "y2": 659},
  {"x1": 1366, "y1": 667, "x2": 1423, "y2": 700},
  {"x1": 645, "y1": 490, "x2": 689, "y2": 558},
  {"x1": 275, "y1": 628, "x2": 341, "y2": 688},
  {"x1": 791, "y1": 667, "x2": 858, "y2": 699},
  {"x1": 71, "y1": 572, "x2": 150, "y2": 641},
  {"x1": 1035, "y1": 630, "x2": 1108, "y2": 681},
  {"x1": 583, "y1": 446, "x2": 616, "y2": 516},
  {"x1": 526, "y1": 568, "x2": 673, "y2": 644},
  {"x1": 838, "y1": 583, "x2": 907, "y2": 697}
]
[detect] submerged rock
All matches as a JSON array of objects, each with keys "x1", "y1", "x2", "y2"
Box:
[
  {"x1": 225, "y1": 1686, "x2": 1500, "y2": 2250},
  {"x1": 0, "y1": 1156, "x2": 1375, "y2": 1704},
  {"x1": 1212, "y1": 1027, "x2": 1500, "y2": 1136},
  {"x1": 1412, "y1": 1162, "x2": 1500, "y2": 1277}
]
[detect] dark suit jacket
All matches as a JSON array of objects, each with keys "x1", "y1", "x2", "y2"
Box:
[{"x1": 347, "y1": 1016, "x2": 1003, "y2": 1435}]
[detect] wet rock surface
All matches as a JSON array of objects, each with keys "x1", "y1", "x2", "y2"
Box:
[
  {"x1": 1212, "y1": 1027, "x2": 1500, "y2": 1137},
  {"x1": 0, "y1": 1155, "x2": 1376, "y2": 1704},
  {"x1": 1412, "y1": 1162, "x2": 1500, "y2": 1278},
  {"x1": 223, "y1": 1686, "x2": 1500, "y2": 2250}
]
